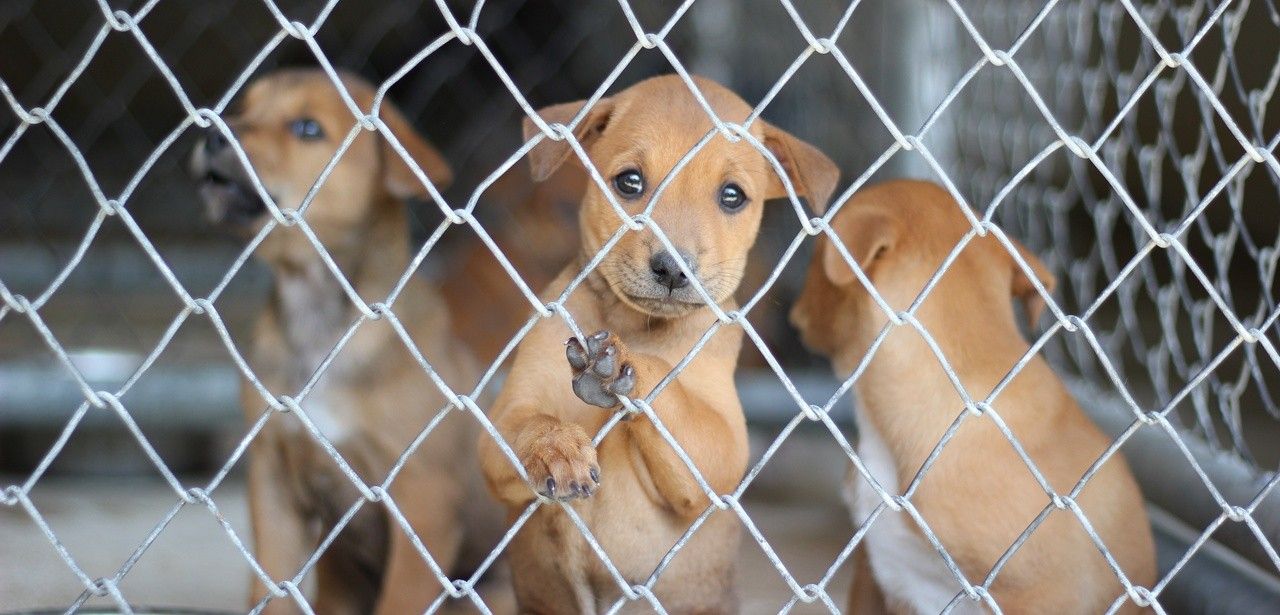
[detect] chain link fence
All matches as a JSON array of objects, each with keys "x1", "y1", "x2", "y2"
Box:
[
  {"x1": 2, "y1": 0, "x2": 1279, "y2": 613},
  {"x1": 954, "y1": 0, "x2": 1280, "y2": 595}
]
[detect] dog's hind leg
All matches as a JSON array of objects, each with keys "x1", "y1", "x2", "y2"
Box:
[
  {"x1": 313, "y1": 550, "x2": 378, "y2": 615},
  {"x1": 374, "y1": 466, "x2": 464, "y2": 615}
]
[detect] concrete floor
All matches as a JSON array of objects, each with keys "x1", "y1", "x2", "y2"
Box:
[{"x1": 0, "y1": 459, "x2": 854, "y2": 613}]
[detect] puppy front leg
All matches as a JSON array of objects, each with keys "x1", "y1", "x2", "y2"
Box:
[
  {"x1": 567, "y1": 331, "x2": 743, "y2": 518},
  {"x1": 480, "y1": 408, "x2": 600, "y2": 507},
  {"x1": 621, "y1": 357, "x2": 742, "y2": 518},
  {"x1": 248, "y1": 443, "x2": 312, "y2": 614},
  {"x1": 373, "y1": 467, "x2": 463, "y2": 615}
]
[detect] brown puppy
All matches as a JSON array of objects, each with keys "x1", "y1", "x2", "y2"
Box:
[
  {"x1": 190, "y1": 69, "x2": 500, "y2": 614},
  {"x1": 791, "y1": 179, "x2": 1156, "y2": 613},
  {"x1": 478, "y1": 75, "x2": 838, "y2": 613}
]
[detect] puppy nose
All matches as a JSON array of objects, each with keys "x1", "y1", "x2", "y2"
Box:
[
  {"x1": 203, "y1": 127, "x2": 229, "y2": 155},
  {"x1": 649, "y1": 250, "x2": 695, "y2": 290}
]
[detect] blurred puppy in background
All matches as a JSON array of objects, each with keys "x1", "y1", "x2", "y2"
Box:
[
  {"x1": 440, "y1": 167, "x2": 585, "y2": 367},
  {"x1": 190, "y1": 68, "x2": 502, "y2": 614},
  {"x1": 791, "y1": 179, "x2": 1155, "y2": 613},
  {"x1": 478, "y1": 74, "x2": 838, "y2": 613}
]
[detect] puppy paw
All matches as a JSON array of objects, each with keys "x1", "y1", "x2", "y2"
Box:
[
  {"x1": 516, "y1": 421, "x2": 601, "y2": 501},
  {"x1": 566, "y1": 330, "x2": 636, "y2": 408}
]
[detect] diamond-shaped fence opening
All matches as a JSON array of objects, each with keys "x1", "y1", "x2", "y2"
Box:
[{"x1": 2, "y1": 0, "x2": 1280, "y2": 613}]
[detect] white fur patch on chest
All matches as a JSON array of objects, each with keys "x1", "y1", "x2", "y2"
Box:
[
  {"x1": 850, "y1": 407, "x2": 985, "y2": 614},
  {"x1": 276, "y1": 270, "x2": 355, "y2": 444},
  {"x1": 298, "y1": 383, "x2": 353, "y2": 444}
]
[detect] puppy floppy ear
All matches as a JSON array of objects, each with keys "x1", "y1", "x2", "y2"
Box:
[
  {"x1": 822, "y1": 208, "x2": 898, "y2": 287},
  {"x1": 762, "y1": 121, "x2": 840, "y2": 215},
  {"x1": 378, "y1": 99, "x2": 453, "y2": 198},
  {"x1": 523, "y1": 99, "x2": 615, "y2": 182},
  {"x1": 1007, "y1": 238, "x2": 1057, "y2": 324}
]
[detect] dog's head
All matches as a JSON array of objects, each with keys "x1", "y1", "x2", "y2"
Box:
[
  {"x1": 790, "y1": 179, "x2": 1056, "y2": 367},
  {"x1": 522, "y1": 75, "x2": 838, "y2": 319},
  {"x1": 189, "y1": 68, "x2": 451, "y2": 260}
]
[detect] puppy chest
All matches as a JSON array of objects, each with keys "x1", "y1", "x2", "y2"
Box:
[
  {"x1": 282, "y1": 381, "x2": 360, "y2": 445},
  {"x1": 593, "y1": 493, "x2": 737, "y2": 580},
  {"x1": 278, "y1": 437, "x2": 374, "y2": 517},
  {"x1": 517, "y1": 488, "x2": 733, "y2": 594},
  {"x1": 852, "y1": 409, "x2": 983, "y2": 614}
]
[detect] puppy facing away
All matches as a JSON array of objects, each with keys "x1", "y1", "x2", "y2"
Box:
[
  {"x1": 190, "y1": 69, "x2": 501, "y2": 614},
  {"x1": 790, "y1": 179, "x2": 1156, "y2": 613},
  {"x1": 478, "y1": 74, "x2": 839, "y2": 613}
]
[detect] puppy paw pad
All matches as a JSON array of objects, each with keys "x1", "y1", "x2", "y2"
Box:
[{"x1": 566, "y1": 330, "x2": 635, "y2": 408}]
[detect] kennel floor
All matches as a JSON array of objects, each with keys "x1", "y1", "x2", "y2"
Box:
[{"x1": 0, "y1": 465, "x2": 854, "y2": 613}]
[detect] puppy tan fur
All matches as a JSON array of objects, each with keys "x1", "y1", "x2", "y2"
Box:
[
  {"x1": 477, "y1": 75, "x2": 838, "y2": 614},
  {"x1": 790, "y1": 179, "x2": 1156, "y2": 613},
  {"x1": 441, "y1": 167, "x2": 585, "y2": 366},
  {"x1": 190, "y1": 69, "x2": 500, "y2": 614}
]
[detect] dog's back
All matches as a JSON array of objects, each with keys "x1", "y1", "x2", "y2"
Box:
[{"x1": 792, "y1": 179, "x2": 1155, "y2": 612}]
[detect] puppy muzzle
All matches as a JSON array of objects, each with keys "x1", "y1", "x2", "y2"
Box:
[
  {"x1": 189, "y1": 131, "x2": 269, "y2": 229},
  {"x1": 616, "y1": 249, "x2": 725, "y2": 315}
]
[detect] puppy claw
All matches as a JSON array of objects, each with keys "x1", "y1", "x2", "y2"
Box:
[
  {"x1": 566, "y1": 338, "x2": 589, "y2": 371},
  {"x1": 568, "y1": 330, "x2": 636, "y2": 409},
  {"x1": 589, "y1": 466, "x2": 601, "y2": 485},
  {"x1": 518, "y1": 421, "x2": 599, "y2": 502},
  {"x1": 587, "y1": 330, "x2": 610, "y2": 352},
  {"x1": 608, "y1": 363, "x2": 636, "y2": 397},
  {"x1": 593, "y1": 345, "x2": 616, "y2": 378}
]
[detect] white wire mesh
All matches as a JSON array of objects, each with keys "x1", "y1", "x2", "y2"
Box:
[
  {"x1": 955, "y1": 0, "x2": 1280, "y2": 467},
  {"x1": 1, "y1": 0, "x2": 1279, "y2": 613}
]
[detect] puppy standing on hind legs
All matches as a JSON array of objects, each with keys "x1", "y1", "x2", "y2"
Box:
[
  {"x1": 790, "y1": 179, "x2": 1156, "y2": 613},
  {"x1": 478, "y1": 74, "x2": 839, "y2": 614},
  {"x1": 190, "y1": 69, "x2": 502, "y2": 614}
]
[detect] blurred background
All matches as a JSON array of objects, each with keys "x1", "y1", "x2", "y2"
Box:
[{"x1": 2, "y1": 0, "x2": 1279, "y2": 612}]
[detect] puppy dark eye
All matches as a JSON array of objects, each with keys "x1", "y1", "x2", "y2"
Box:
[
  {"x1": 719, "y1": 183, "x2": 747, "y2": 212},
  {"x1": 613, "y1": 169, "x2": 644, "y2": 198},
  {"x1": 289, "y1": 118, "x2": 325, "y2": 141}
]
